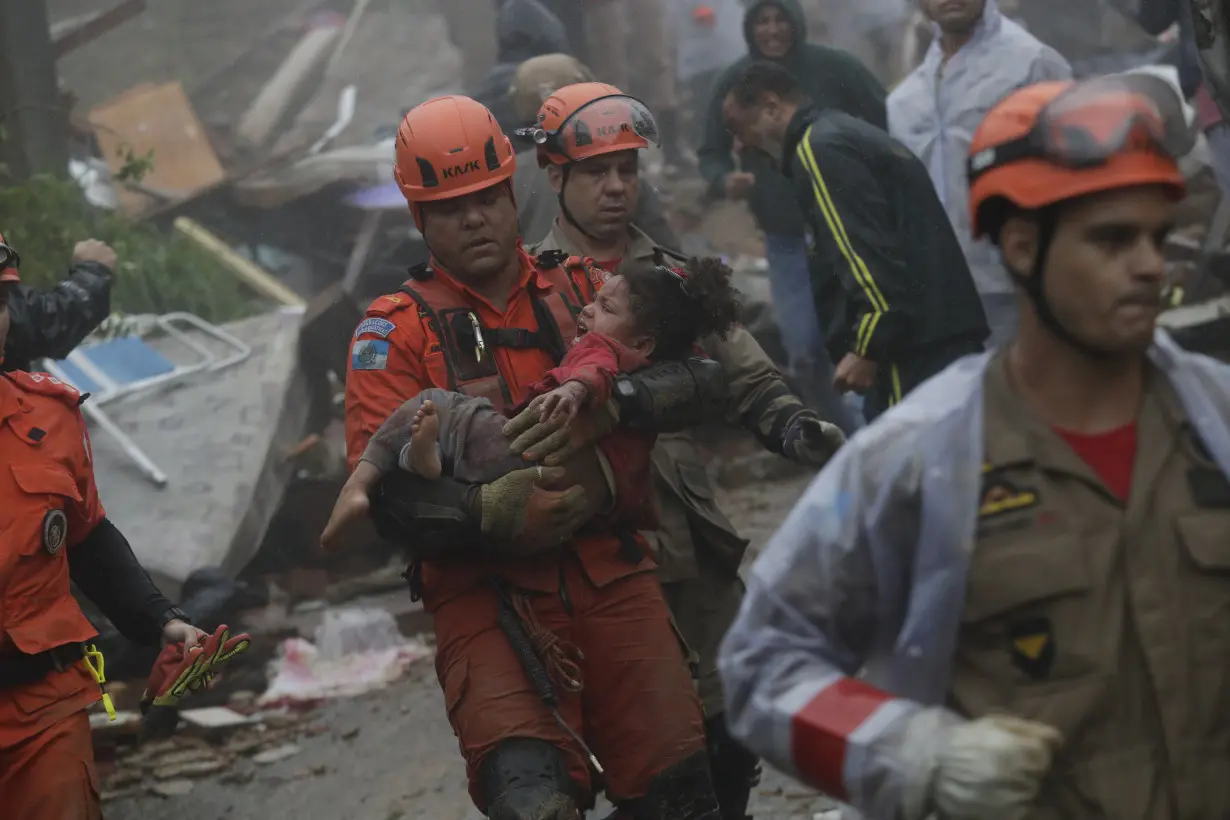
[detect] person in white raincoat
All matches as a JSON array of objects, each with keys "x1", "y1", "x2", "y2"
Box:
[
  {"x1": 888, "y1": 0, "x2": 1069, "y2": 351},
  {"x1": 719, "y1": 73, "x2": 1230, "y2": 820}
]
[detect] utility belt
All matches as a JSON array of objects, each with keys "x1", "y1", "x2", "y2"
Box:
[{"x1": 0, "y1": 642, "x2": 85, "y2": 690}]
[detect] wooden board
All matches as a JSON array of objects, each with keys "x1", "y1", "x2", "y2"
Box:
[{"x1": 88, "y1": 82, "x2": 226, "y2": 217}]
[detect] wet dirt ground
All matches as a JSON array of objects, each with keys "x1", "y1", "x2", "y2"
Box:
[{"x1": 104, "y1": 468, "x2": 836, "y2": 820}]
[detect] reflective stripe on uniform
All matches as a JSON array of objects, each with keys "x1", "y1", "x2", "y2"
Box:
[
  {"x1": 788, "y1": 675, "x2": 896, "y2": 801},
  {"x1": 796, "y1": 127, "x2": 889, "y2": 358}
]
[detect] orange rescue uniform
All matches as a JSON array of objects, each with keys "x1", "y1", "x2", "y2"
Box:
[
  {"x1": 0, "y1": 371, "x2": 107, "y2": 820},
  {"x1": 344, "y1": 247, "x2": 706, "y2": 809}
]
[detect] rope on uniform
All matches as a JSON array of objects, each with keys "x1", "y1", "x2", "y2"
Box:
[{"x1": 511, "y1": 590, "x2": 585, "y2": 693}]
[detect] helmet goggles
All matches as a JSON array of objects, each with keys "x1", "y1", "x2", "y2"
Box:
[
  {"x1": 968, "y1": 74, "x2": 1194, "y2": 184},
  {"x1": 519, "y1": 94, "x2": 660, "y2": 162}
]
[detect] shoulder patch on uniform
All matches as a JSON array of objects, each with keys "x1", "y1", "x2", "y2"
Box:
[
  {"x1": 978, "y1": 475, "x2": 1038, "y2": 519},
  {"x1": 367, "y1": 293, "x2": 410, "y2": 318},
  {"x1": 5, "y1": 371, "x2": 81, "y2": 407},
  {"x1": 355, "y1": 317, "x2": 396, "y2": 339},
  {"x1": 351, "y1": 339, "x2": 390, "y2": 371}
]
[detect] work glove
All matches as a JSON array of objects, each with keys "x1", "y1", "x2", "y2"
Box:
[
  {"x1": 905, "y1": 714, "x2": 1063, "y2": 820},
  {"x1": 781, "y1": 409, "x2": 845, "y2": 468},
  {"x1": 503, "y1": 401, "x2": 618, "y2": 466},
  {"x1": 478, "y1": 466, "x2": 589, "y2": 550},
  {"x1": 141, "y1": 624, "x2": 252, "y2": 739}
]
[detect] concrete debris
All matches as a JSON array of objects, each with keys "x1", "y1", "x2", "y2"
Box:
[
  {"x1": 152, "y1": 758, "x2": 230, "y2": 781},
  {"x1": 178, "y1": 706, "x2": 257, "y2": 731},
  {"x1": 220, "y1": 770, "x2": 256, "y2": 786},
  {"x1": 252, "y1": 743, "x2": 303, "y2": 765},
  {"x1": 149, "y1": 779, "x2": 196, "y2": 798},
  {"x1": 89, "y1": 710, "x2": 142, "y2": 738}
]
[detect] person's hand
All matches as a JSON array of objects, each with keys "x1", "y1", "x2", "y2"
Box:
[
  {"x1": 833, "y1": 352, "x2": 878, "y2": 394},
  {"x1": 928, "y1": 715, "x2": 1063, "y2": 820},
  {"x1": 321, "y1": 482, "x2": 371, "y2": 553},
  {"x1": 478, "y1": 466, "x2": 589, "y2": 550},
  {"x1": 780, "y1": 410, "x2": 846, "y2": 468},
  {"x1": 724, "y1": 171, "x2": 756, "y2": 200},
  {"x1": 161, "y1": 619, "x2": 206, "y2": 650},
  {"x1": 504, "y1": 400, "x2": 618, "y2": 466},
  {"x1": 529, "y1": 381, "x2": 590, "y2": 427},
  {"x1": 73, "y1": 239, "x2": 118, "y2": 272},
  {"x1": 142, "y1": 624, "x2": 252, "y2": 739}
]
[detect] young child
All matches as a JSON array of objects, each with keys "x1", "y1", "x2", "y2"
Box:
[{"x1": 321, "y1": 256, "x2": 742, "y2": 549}]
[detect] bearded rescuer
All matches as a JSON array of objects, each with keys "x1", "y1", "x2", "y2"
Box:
[
  {"x1": 0, "y1": 244, "x2": 205, "y2": 819},
  {"x1": 342, "y1": 95, "x2": 727, "y2": 819},
  {"x1": 719, "y1": 74, "x2": 1230, "y2": 819},
  {"x1": 520, "y1": 80, "x2": 845, "y2": 820},
  {"x1": 722, "y1": 60, "x2": 989, "y2": 421}
]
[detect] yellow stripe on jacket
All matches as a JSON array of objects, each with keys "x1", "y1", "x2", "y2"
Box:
[{"x1": 796, "y1": 127, "x2": 888, "y2": 358}]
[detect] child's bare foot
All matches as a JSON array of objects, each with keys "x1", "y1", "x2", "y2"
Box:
[{"x1": 408, "y1": 400, "x2": 442, "y2": 479}]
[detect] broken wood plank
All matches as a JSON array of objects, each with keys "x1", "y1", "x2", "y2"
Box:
[
  {"x1": 173, "y1": 217, "x2": 307, "y2": 308},
  {"x1": 235, "y1": 16, "x2": 343, "y2": 151},
  {"x1": 88, "y1": 82, "x2": 226, "y2": 218},
  {"x1": 51, "y1": 0, "x2": 145, "y2": 59}
]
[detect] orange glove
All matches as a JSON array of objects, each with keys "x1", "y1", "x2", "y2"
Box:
[{"x1": 141, "y1": 624, "x2": 252, "y2": 738}]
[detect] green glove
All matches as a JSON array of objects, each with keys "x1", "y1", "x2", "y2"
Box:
[{"x1": 478, "y1": 466, "x2": 589, "y2": 550}]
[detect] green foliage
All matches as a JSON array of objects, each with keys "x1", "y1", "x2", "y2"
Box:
[
  {"x1": 114, "y1": 146, "x2": 156, "y2": 183},
  {"x1": 0, "y1": 175, "x2": 261, "y2": 323}
]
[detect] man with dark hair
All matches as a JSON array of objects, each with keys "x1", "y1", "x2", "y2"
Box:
[
  {"x1": 723, "y1": 60, "x2": 988, "y2": 420},
  {"x1": 698, "y1": 0, "x2": 886, "y2": 434}
]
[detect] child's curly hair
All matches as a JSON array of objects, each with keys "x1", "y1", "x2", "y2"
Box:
[{"x1": 621, "y1": 253, "x2": 742, "y2": 360}]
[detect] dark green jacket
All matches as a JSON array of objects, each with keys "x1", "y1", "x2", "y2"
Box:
[{"x1": 697, "y1": 0, "x2": 887, "y2": 239}]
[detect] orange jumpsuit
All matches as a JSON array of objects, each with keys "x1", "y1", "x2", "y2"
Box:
[
  {"x1": 344, "y1": 248, "x2": 706, "y2": 810},
  {"x1": 0, "y1": 371, "x2": 106, "y2": 820}
]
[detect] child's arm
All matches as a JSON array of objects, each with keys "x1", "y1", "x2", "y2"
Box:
[{"x1": 540, "y1": 334, "x2": 627, "y2": 408}]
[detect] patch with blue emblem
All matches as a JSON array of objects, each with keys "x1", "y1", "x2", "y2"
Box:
[
  {"x1": 355, "y1": 317, "x2": 396, "y2": 339},
  {"x1": 351, "y1": 339, "x2": 390, "y2": 371}
]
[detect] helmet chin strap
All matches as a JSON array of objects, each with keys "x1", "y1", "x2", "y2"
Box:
[
  {"x1": 556, "y1": 165, "x2": 608, "y2": 243},
  {"x1": 1009, "y1": 208, "x2": 1122, "y2": 362}
]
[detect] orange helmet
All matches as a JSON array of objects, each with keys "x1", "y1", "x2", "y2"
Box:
[
  {"x1": 394, "y1": 95, "x2": 516, "y2": 206},
  {"x1": 0, "y1": 232, "x2": 19, "y2": 284},
  {"x1": 527, "y1": 82, "x2": 660, "y2": 168},
  {"x1": 692, "y1": 5, "x2": 717, "y2": 26},
  {"x1": 968, "y1": 79, "x2": 1187, "y2": 240}
]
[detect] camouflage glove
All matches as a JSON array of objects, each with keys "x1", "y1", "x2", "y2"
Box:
[
  {"x1": 781, "y1": 409, "x2": 845, "y2": 468},
  {"x1": 478, "y1": 466, "x2": 589, "y2": 550},
  {"x1": 503, "y1": 401, "x2": 618, "y2": 466},
  {"x1": 141, "y1": 624, "x2": 252, "y2": 739}
]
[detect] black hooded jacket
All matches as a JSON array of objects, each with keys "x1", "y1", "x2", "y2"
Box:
[
  {"x1": 469, "y1": 0, "x2": 571, "y2": 136},
  {"x1": 698, "y1": 0, "x2": 887, "y2": 239},
  {"x1": 3, "y1": 261, "x2": 113, "y2": 372}
]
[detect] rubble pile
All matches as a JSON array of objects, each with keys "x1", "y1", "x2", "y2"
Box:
[{"x1": 95, "y1": 708, "x2": 342, "y2": 803}]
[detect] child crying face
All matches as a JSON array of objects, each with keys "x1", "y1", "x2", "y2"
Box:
[{"x1": 574, "y1": 257, "x2": 744, "y2": 362}]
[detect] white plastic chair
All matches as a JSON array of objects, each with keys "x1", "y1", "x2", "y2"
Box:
[{"x1": 39, "y1": 313, "x2": 252, "y2": 488}]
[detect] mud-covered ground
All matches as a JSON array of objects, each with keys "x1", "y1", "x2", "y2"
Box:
[{"x1": 105, "y1": 469, "x2": 836, "y2": 820}]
